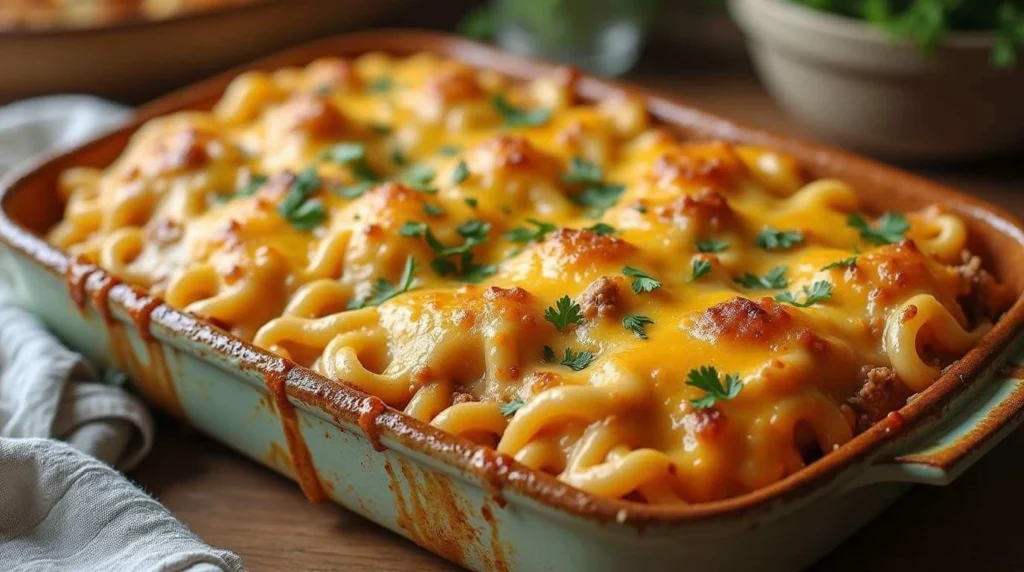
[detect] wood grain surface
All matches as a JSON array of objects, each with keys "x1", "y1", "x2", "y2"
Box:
[{"x1": 128, "y1": 33, "x2": 1024, "y2": 572}]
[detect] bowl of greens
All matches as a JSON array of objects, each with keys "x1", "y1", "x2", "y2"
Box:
[{"x1": 729, "y1": 0, "x2": 1024, "y2": 160}]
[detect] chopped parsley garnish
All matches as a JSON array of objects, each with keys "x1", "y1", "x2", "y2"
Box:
[
  {"x1": 459, "y1": 255, "x2": 497, "y2": 283},
  {"x1": 822, "y1": 256, "x2": 857, "y2": 271},
  {"x1": 775, "y1": 281, "x2": 834, "y2": 308},
  {"x1": 278, "y1": 167, "x2": 327, "y2": 231},
  {"x1": 544, "y1": 295, "x2": 585, "y2": 331},
  {"x1": 635, "y1": 205, "x2": 648, "y2": 214},
  {"x1": 451, "y1": 160, "x2": 470, "y2": 185},
  {"x1": 491, "y1": 94, "x2": 551, "y2": 127},
  {"x1": 423, "y1": 203, "x2": 445, "y2": 217},
  {"x1": 622, "y1": 315, "x2": 654, "y2": 340},
  {"x1": 347, "y1": 256, "x2": 418, "y2": 309},
  {"x1": 370, "y1": 123, "x2": 393, "y2": 135},
  {"x1": 402, "y1": 164, "x2": 436, "y2": 192},
  {"x1": 499, "y1": 400, "x2": 525, "y2": 417},
  {"x1": 562, "y1": 158, "x2": 625, "y2": 218},
  {"x1": 321, "y1": 141, "x2": 380, "y2": 184},
  {"x1": 335, "y1": 181, "x2": 373, "y2": 200},
  {"x1": 562, "y1": 157, "x2": 603, "y2": 185},
  {"x1": 464, "y1": 197, "x2": 479, "y2": 209},
  {"x1": 390, "y1": 147, "x2": 407, "y2": 167},
  {"x1": 237, "y1": 173, "x2": 268, "y2": 197},
  {"x1": 314, "y1": 85, "x2": 332, "y2": 97},
  {"x1": 756, "y1": 227, "x2": 805, "y2": 250},
  {"x1": 560, "y1": 347, "x2": 595, "y2": 371},
  {"x1": 321, "y1": 142, "x2": 366, "y2": 164},
  {"x1": 367, "y1": 76, "x2": 393, "y2": 93},
  {"x1": 622, "y1": 266, "x2": 662, "y2": 294},
  {"x1": 696, "y1": 238, "x2": 729, "y2": 253},
  {"x1": 734, "y1": 265, "x2": 788, "y2": 289},
  {"x1": 439, "y1": 145, "x2": 463, "y2": 157},
  {"x1": 692, "y1": 258, "x2": 713, "y2": 281},
  {"x1": 848, "y1": 211, "x2": 910, "y2": 245},
  {"x1": 571, "y1": 183, "x2": 625, "y2": 217},
  {"x1": 542, "y1": 345, "x2": 555, "y2": 362},
  {"x1": 504, "y1": 218, "x2": 556, "y2": 244},
  {"x1": 587, "y1": 223, "x2": 616, "y2": 236},
  {"x1": 686, "y1": 366, "x2": 743, "y2": 409},
  {"x1": 400, "y1": 219, "x2": 492, "y2": 281}
]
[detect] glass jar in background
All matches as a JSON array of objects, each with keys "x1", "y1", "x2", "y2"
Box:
[{"x1": 492, "y1": 0, "x2": 659, "y2": 76}]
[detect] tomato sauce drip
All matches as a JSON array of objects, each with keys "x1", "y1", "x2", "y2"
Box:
[
  {"x1": 265, "y1": 368, "x2": 326, "y2": 503},
  {"x1": 90, "y1": 275, "x2": 118, "y2": 324},
  {"x1": 358, "y1": 396, "x2": 386, "y2": 452},
  {"x1": 65, "y1": 257, "x2": 97, "y2": 312}
]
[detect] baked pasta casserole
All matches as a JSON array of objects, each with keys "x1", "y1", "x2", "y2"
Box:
[{"x1": 48, "y1": 53, "x2": 1013, "y2": 504}]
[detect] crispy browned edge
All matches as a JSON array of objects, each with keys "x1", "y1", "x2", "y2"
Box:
[
  {"x1": 0, "y1": 0, "x2": 276, "y2": 38},
  {"x1": 2, "y1": 30, "x2": 1024, "y2": 527}
]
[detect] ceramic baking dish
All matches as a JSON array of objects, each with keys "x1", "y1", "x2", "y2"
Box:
[{"x1": 2, "y1": 31, "x2": 1024, "y2": 572}]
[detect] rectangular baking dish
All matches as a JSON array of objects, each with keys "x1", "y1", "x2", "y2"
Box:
[{"x1": 3, "y1": 31, "x2": 1024, "y2": 572}]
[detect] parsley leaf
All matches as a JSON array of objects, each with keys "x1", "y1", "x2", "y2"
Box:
[
  {"x1": 560, "y1": 347, "x2": 595, "y2": 371},
  {"x1": 544, "y1": 295, "x2": 585, "y2": 331},
  {"x1": 236, "y1": 173, "x2": 268, "y2": 198},
  {"x1": 402, "y1": 219, "x2": 491, "y2": 281},
  {"x1": 321, "y1": 142, "x2": 380, "y2": 184},
  {"x1": 402, "y1": 164, "x2": 436, "y2": 192},
  {"x1": 321, "y1": 142, "x2": 365, "y2": 164},
  {"x1": 464, "y1": 197, "x2": 479, "y2": 209},
  {"x1": 775, "y1": 281, "x2": 834, "y2": 308},
  {"x1": 499, "y1": 400, "x2": 525, "y2": 417},
  {"x1": 367, "y1": 76, "x2": 393, "y2": 93},
  {"x1": 696, "y1": 238, "x2": 729, "y2": 253},
  {"x1": 562, "y1": 157, "x2": 625, "y2": 217},
  {"x1": 390, "y1": 147, "x2": 407, "y2": 167},
  {"x1": 451, "y1": 160, "x2": 470, "y2": 185},
  {"x1": 370, "y1": 122, "x2": 393, "y2": 135},
  {"x1": 756, "y1": 227, "x2": 805, "y2": 250},
  {"x1": 822, "y1": 256, "x2": 857, "y2": 271},
  {"x1": 692, "y1": 258, "x2": 713, "y2": 281},
  {"x1": 587, "y1": 223, "x2": 616, "y2": 236},
  {"x1": 459, "y1": 254, "x2": 497, "y2": 284},
  {"x1": 278, "y1": 167, "x2": 326, "y2": 231},
  {"x1": 335, "y1": 181, "x2": 373, "y2": 200},
  {"x1": 848, "y1": 211, "x2": 909, "y2": 245},
  {"x1": 347, "y1": 256, "x2": 418, "y2": 309},
  {"x1": 734, "y1": 265, "x2": 788, "y2": 289},
  {"x1": 504, "y1": 218, "x2": 556, "y2": 244},
  {"x1": 622, "y1": 266, "x2": 662, "y2": 294},
  {"x1": 622, "y1": 315, "x2": 654, "y2": 340},
  {"x1": 686, "y1": 366, "x2": 743, "y2": 409},
  {"x1": 542, "y1": 345, "x2": 555, "y2": 362},
  {"x1": 571, "y1": 183, "x2": 625, "y2": 217},
  {"x1": 423, "y1": 203, "x2": 445, "y2": 217},
  {"x1": 562, "y1": 157, "x2": 603, "y2": 184},
  {"x1": 439, "y1": 145, "x2": 463, "y2": 157},
  {"x1": 491, "y1": 94, "x2": 551, "y2": 127}
]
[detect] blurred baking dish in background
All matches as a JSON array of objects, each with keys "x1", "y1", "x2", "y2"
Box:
[
  {"x1": 46, "y1": 50, "x2": 1015, "y2": 504},
  {"x1": 0, "y1": 0, "x2": 260, "y2": 29}
]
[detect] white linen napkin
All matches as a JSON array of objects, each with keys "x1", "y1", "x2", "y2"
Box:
[{"x1": 0, "y1": 95, "x2": 244, "y2": 572}]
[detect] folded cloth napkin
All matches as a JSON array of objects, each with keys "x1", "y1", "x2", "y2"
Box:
[{"x1": 0, "y1": 96, "x2": 244, "y2": 572}]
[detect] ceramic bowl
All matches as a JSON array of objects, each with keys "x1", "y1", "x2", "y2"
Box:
[{"x1": 729, "y1": 0, "x2": 1024, "y2": 160}]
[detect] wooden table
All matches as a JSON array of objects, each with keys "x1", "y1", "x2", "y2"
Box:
[{"x1": 129, "y1": 39, "x2": 1024, "y2": 572}]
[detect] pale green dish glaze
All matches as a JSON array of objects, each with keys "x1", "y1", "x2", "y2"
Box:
[{"x1": 3, "y1": 31, "x2": 1024, "y2": 571}]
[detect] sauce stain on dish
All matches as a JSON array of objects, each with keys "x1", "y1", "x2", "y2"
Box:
[
  {"x1": 90, "y1": 273, "x2": 118, "y2": 323},
  {"x1": 65, "y1": 256, "x2": 97, "y2": 312},
  {"x1": 358, "y1": 396, "x2": 386, "y2": 452},
  {"x1": 264, "y1": 367, "x2": 327, "y2": 503}
]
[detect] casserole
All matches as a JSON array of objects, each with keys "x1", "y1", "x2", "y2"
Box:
[
  {"x1": 0, "y1": 0, "x2": 409, "y2": 102},
  {"x1": 3, "y1": 30, "x2": 1024, "y2": 570}
]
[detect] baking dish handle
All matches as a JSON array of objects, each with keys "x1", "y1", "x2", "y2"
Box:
[{"x1": 846, "y1": 335, "x2": 1024, "y2": 491}]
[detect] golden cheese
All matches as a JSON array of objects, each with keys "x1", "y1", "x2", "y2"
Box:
[{"x1": 48, "y1": 52, "x2": 1011, "y2": 504}]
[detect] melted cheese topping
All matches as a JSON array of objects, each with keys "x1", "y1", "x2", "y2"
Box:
[{"x1": 49, "y1": 52, "x2": 1012, "y2": 504}]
